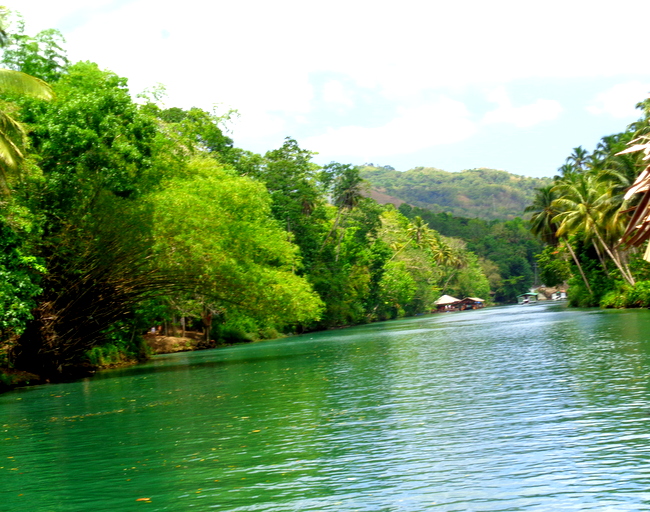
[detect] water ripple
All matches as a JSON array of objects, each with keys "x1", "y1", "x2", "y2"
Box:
[{"x1": 3, "y1": 305, "x2": 650, "y2": 510}]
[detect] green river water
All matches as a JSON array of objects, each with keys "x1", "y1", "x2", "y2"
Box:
[{"x1": 3, "y1": 303, "x2": 650, "y2": 511}]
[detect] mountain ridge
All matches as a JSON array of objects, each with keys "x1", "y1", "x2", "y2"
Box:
[{"x1": 359, "y1": 165, "x2": 552, "y2": 220}]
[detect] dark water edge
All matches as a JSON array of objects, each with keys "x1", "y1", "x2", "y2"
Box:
[{"x1": 0, "y1": 310, "x2": 465, "y2": 392}]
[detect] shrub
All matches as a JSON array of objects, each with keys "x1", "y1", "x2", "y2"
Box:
[{"x1": 601, "y1": 280, "x2": 650, "y2": 308}]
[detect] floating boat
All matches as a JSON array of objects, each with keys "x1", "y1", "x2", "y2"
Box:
[{"x1": 517, "y1": 292, "x2": 539, "y2": 305}]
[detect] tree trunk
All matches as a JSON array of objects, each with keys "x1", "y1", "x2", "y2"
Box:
[
  {"x1": 319, "y1": 209, "x2": 343, "y2": 253},
  {"x1": 592, "y1": 241, "x2": 609, "y2": 275},
  {"x1": 592, "y1": 227, "x2": 635, "y2": 286},
  {"x1": 562, "y1": 237, "x2": 593, "y2": 294},
  {"x1": 202, "y1": 307, "x2": 213, "y2": 343}
]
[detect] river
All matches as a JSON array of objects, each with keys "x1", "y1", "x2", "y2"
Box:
[{"x1": 3, "y1": 303, "x2": 650, "y2": 511}]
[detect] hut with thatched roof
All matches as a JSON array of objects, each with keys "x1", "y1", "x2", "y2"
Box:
[{"x1": 435, "y1": 294, "x2": 461, "y2": 312}]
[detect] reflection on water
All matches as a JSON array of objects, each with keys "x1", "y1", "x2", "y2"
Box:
[{"x1": 3, "y1": 304, "x2": 650, "y2": 510}]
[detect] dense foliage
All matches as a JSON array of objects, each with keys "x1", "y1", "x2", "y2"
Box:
[
  {"x1": 0, "y1": 16, "x2": 493, "y2": 381},
  {"x1": 396, "y1": 205, "x2": 542, "y2": 302},
  {"x1": 526, "y1": 102, "x2": 650, "y2": 307},
  {"x1": 361, "y1": 165, "x2": 552, "y2": 220}
]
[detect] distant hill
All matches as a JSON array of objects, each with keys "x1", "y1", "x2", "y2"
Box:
[{"x1": 359, "y1": 165, "x2": 552, "y2": 220}]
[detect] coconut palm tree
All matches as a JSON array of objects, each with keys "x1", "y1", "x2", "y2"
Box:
[
  {"x1": 555, "y1": 163, "x2": 577, "y2": 179},
  {"x1": 566, "y1": 146, "x2": 590, "y2": 173},
  {"x1": 318, "y1": 164, "x2": 366, "y2": 260},
  {"x1": 0, "y1": 7, "x2": 54, "y2": 189},
  {"x1": 526, "y1": 184, "x2": 593, "y2": 293},
  {"x1": 553, "y1": 173, "x2": 634, "y2": 285},
  {"x1": 407, "y1": 216, "x2": 429, "y2": 245},
  {"x1": 525, "y1": 185, "x2": 560, "y2": 246},
  {"x1": 0, "y1": 69, "x2": 53, "y2": 183}
]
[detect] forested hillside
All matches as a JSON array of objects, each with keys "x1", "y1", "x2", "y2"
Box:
[
  {"x1": 360, "y1": 165, "x2": 552, "y2": 220},
  {"x1": 397, "y1": 205, "x2": 543, "y2": 303}
]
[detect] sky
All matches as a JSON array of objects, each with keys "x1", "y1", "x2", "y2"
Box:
[{"x1": 9, "y1": 0, "x2": 650, "y2": 178}]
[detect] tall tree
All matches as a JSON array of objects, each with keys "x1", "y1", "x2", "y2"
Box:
[
  {"x1": 250, "y1": 138, "x2": 326, "y2": 267},
  {"x1": 553, "y1": 173, "x2": 634, "y2": 285},
  {"x1": 525, "y1": 185, "x2": 560, "y2": 246},
  {"x1": 526, "y1": 184, "x2": 592, "y2": 293},
  {"x1": 565, "y1": 146, "x2": 590, "y2": 172}
]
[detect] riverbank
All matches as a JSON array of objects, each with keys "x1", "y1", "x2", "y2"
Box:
[
  {"x1": 0, "y1": 332, "x2": 215, "y2": 393},
  {"x1": 144, "y1": 332, "x2": 216, "y2": 354}
]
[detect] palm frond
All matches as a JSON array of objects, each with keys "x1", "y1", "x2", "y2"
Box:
[{"x1": 0, "y1": 68, "x2": 54, "y2": 100}]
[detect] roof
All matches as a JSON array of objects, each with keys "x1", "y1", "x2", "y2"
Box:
[
  {"x1": 435, "y1": 294, "x2": 461, "y2": 305},
  {"x1": 465, "y1": 297, "x2": 485, "y2": 302},
  {"x1": 517, "y1": 292, "x2": 538, "y2": 297}
]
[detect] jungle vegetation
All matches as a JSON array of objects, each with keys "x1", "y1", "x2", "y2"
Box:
[
  {"x1": 396, "y1": 205, "x2": 543, "y2": 303},
  {"x1": 526, "y1": 99, "x2": 650, "y2": 308},
  {"x1": 0, "y1": 13, "x2": 493, "y2": 382}
]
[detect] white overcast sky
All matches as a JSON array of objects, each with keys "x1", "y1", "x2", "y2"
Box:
[{"x1": 9, "y1": 0, "x2": 650, "y2": 177}]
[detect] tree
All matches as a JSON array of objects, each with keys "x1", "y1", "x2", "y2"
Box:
[
  {"x1": 248, "y1": 137, "x2": 326, "y2": 268},
  {"x1": 378, "y1": 260, "x2": 416, "y2": 317},
  {"x1": 148, "y1": 158, "x2": 324, "y2": 329},
  {"x1": 526, "y1": 185, "x2": 560, "y2": 245},
  {"x1": 452, "y1": 252, "x2": 490, "y2": 299},
  {"x1": 535, "y1": 245, "x2": 571, "y2": 287},
  {"x1": 375, "y1": 209, "x2": 447, "y2": 315},
  {"x1": 0, "y1": 69, "x2": 53, "y2": 188},
  {"x1": 318, "y1": 162, "x2": 367, "y2": 261},
  {"x1": 146, "y1": 105, "x2": 234, "y2": 159},
  {"x1": 553, "y1": 173, "x2": 634, "y2": 286},
  {"x1": 526, "y1": 184, "x2": 592, "y2": 293},
  {"x1": 19, "y1": 61, "x2": 157, "y2": 213},
  {"x1": 1, "y1": 21, "x2": 69, "y2": 82},
  {"x1": 0, "y1": 8, "x2": 55, "y2": 187},
  {"x1": 7, "y1": 62, "x2": 162, "y2": 377},
  {"x1": 0, "y1": 217, "x2": 43, "y2": 340},
  {"x1": 565, "y1": 146, "x2": 590, "y2": 172}
]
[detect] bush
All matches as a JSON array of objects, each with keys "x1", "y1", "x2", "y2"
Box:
[
  {"x1": 212, "y1": 313, "x2": 286, "y2": 344},
  {"x1": 601, "y1": 280, "x2": 650, "y2": 308},
  {"x1": 213, "y1": 314, "x2": 259, "y2": 344},
  {"x1": 85, "y1": 320, "x2": 152, "y2": 367}
]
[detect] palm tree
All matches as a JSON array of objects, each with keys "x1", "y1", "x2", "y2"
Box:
[
  {"x1": 591, "y1": 133, "x2": 632, "y2": 164},
  {"x1": 0, "y1": 6, "x2": 55, "y2": 188},
  {"x1": 526, "y1": 185, "x2": 593, "y2": 293},
  {"x1": 566, "y1": 146, "x2": 590, "y2": 172},
  {"x1": 525, "y1": 185, "x2": 560, "y2": 246},
  {"x1": 318, "y1": 164, "x2": 367, "y2": 260},
  {"x1": 0, "y1": 6, "x2": 54, "y2": 186},
  {"x1": 430, "y1": 234, "x2": 467, "y2": 293},
  {"x1": 556, "y1": 163, "x2": 577, "y2": 179},
  {"x1": 407, "y1": 216, "x2": 429, "y2": 245},
  {"x1": 332, "y1": 164, "x2": 365, "y2": 211},
  {"x1": 553, "y1": 173, "x2": 634, "y2": 286},
  {"x1": 0, "y1": 69, "x2": 54, "y2": 185},
  {"x1": 387, "y1": 216, "x2": 427, "y2": 262}
]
